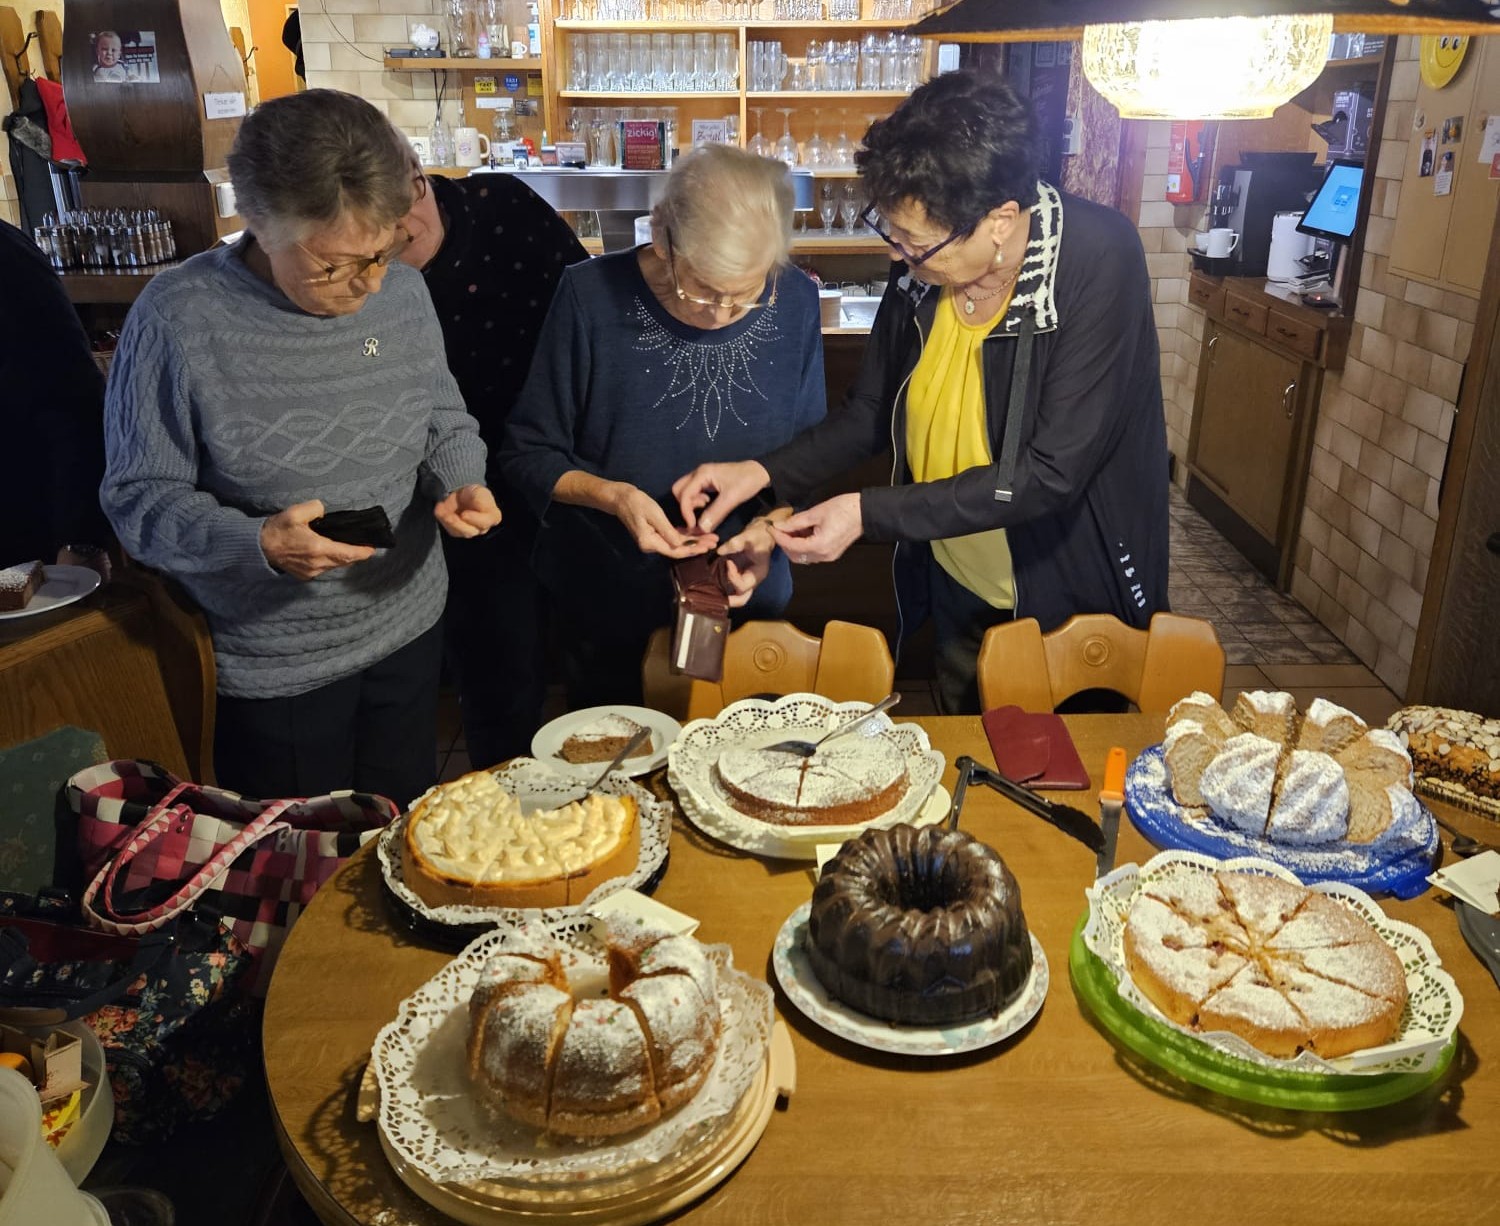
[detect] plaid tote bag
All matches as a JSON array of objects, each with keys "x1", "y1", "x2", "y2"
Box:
[{"x1": 69, "y1": 761, "x2": 399, "y2": 992}]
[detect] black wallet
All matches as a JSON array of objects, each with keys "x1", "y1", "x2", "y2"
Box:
[
  {"x1": 670, "y1": 556, "x2": 733, "y2": 683},
  {"x1": 310, "y1": 507, "x2": 396, "y2": 549}
]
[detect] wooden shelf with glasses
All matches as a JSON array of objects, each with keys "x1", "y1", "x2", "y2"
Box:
[
  {"x1": 383, "y1": 56, "x2": 541, "y2": 71},
  {"x1": 558, "y1": 90, "x2": 740, "y2": 98},
  {"x1": 556, "y1": 19, "x2": 930, "y2": 29},
  {"x1": 576, "y1": 233, "x2": 886, "y2": 255}
]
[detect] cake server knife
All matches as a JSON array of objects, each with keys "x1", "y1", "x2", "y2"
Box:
[
  {"x1": 558, "y1": 725, "x2": 653, "y2": 804},
  {"x1": 1095, "y1": 747, "x2": 1128, "y2": 878},
  {"x1": 952, "y1": 756, "x2": 1105, "y2": 853}
]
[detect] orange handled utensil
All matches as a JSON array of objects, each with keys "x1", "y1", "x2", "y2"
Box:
[{"x1": 1095, "y1": 746, "x2": 1128, "y2": 878}]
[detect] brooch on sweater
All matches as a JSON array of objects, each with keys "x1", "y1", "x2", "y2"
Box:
[{"x1": 364, "y1": 337, "x2": 380, "y2": 357}]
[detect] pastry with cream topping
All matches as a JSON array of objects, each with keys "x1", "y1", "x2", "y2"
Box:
[
  {"x1": 403, "y1": 770, "x2": 639, "y2": 909},
  {"x1": 1124, "y1": 870, "x2": 1407, "y2": 1059},
  {"x1": 715, "y1": 737, "x2": 909, "y2": 826}
]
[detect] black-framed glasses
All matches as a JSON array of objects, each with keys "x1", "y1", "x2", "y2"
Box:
[
  {"x1": 860, "y1": 204, "x2": 973, "y2": 267},
  {"x1": 665, "y1": 232, "x2": 776, "y2": 314},
  {"x1": 298, "y1": 225, "x2": 411, "y2": 286}
]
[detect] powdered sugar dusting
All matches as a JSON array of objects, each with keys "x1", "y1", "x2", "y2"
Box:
[
  {"x1": 1199, "y1": 733, "x2": 1279, "y2": 834},
  {"x1": 1268, "y1": 751, "x2": 1350, "y2": 845}
]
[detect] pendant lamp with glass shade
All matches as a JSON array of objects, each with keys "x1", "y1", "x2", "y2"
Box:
[{"x1": 1080, "y1": 14, "x2": 1334, "y2": 120}]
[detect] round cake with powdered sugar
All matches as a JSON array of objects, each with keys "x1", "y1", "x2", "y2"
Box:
[
  {"x1": 714, "y1": 738, "x2": 909, "y2": 826},
  {"x1": 1124, "y1": 869, "x2": 1407, "y2": 1059},
  {"x1": 466, "y1": 919, "x2": 720, "y2": 1138},
  {"x1": 1163, "y1": 691, "x2": 1416, "y2": 847}
]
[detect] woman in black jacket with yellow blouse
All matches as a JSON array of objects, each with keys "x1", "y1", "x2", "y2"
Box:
[{"x1": 673, "y1": 70, "x2": 1170, "y2": 713}]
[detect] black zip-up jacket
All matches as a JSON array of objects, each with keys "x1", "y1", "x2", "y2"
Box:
[{"x1": 759, "y1": 183, "x2": 1170, "y2": 647}]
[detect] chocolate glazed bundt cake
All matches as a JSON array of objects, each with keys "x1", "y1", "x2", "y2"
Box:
[{"x1": 805, "y1": 824, "x2": 1033, "y2": 1025}]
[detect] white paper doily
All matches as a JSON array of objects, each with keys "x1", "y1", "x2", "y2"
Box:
[
  {"x1": 772, "y1": 902, "x2": 1048, "y2": 1056},
  {"x1": 372, "y1": 916, "x2": 774, "y2": 1188},
  {"x1": 378, "y1": 758, "x2": 672, "y2": 927},
  {"x1": 666, "y1": 694, "x2": 945, "y2": 859},
  {"x1": 1083, "y1": 849, "x2": 1463, "y2": 1075}
]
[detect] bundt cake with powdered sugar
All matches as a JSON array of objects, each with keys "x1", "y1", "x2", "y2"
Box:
[
  {"x1": 1124, "y1": 869, "x2": 1408, "y2": 1058},
  {"x1": 1163, "y1": 692, "x2": 1415, "y2": 845},
  {"x1": 804, "y1": 824, "x2": 1032, "y2": 1025},
  {"x1": 466, "y1": 919, "x2": 719, "y2": 1137}
]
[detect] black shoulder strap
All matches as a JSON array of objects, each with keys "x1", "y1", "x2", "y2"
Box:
[{"x1": 994, "y1": 314, "x2": 1035, "y2": 503}]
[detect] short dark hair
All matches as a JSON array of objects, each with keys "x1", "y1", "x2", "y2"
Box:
[
  {"x1": 228, "y1": 90, "x2": 414, "y2": 249},
  {"x1": 857, "y1": 70, "x2": 1041, "y2": 236}
]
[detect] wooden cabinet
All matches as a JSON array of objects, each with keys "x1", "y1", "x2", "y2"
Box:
[{"x1": 1186, "y1": 273, "x2": 1340, "y2": 586}]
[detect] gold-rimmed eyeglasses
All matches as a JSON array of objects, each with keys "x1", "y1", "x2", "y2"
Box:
[
  {"x1": 298, "y1": 225, "x2": 411, "y2": 286},
  {"x1": 665, "y1": 232, "x2": 776, "y2": 315}
]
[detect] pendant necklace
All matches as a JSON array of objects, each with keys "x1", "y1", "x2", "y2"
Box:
[{"x1": 960, "y1": 262, "x2": 1020, "y2": 316}]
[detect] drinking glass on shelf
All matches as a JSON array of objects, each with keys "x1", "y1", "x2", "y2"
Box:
[
  {"x1": 819, "y1": 182, "x2": 838, "y2": 233},
  {"x1": 568, "y1": 36, "x2": 589, "y2": 90},
  {"x1": 788, "y1": 58, "x2": 810, "y2": 92},
  {"x1": 672, "y1": 33, "x2": 693, "y2": 91},
  {"x1": 747, "y1": 106, "x2": 770, "y2": 157},
  {"x1": 860, "y1": 34, "x2": 882, "y2": 89},
  {"x1": 607, "y1": 33, "x2": 629, "y2": 90},
  {"x1": 840, "y1": 182, "x2": 862, "y2": 233},
  {"x1": 662, "y1": 105, "x2": 679, "y2": 160},
  {"x1": 693, "y1": 32, "x2": 713, "y2": 91},
  {"x1": 444, "y1": 0, "x2": 476, "y2": 57},
  {"x1": 630, "y1": 34, "x2": 651, "y2": 90},
  {"x1": 652, "y1": 32, "x2": 672, "y2": 90},
  {"x1": 715, "y1": 33, "x2": 738, "y2": 92},
  {"x1": 831, "y1": 110, "x2": 855, "y2": 167},
  {"x1": 774, "y1": 107, "x2": 799, "y2": 167},
  {"x1": 806, "y1": 40, "x2": 826, "y2": 92},
  {"x1": 805, "y1": 108, "x2": 830, "y2": 167}
]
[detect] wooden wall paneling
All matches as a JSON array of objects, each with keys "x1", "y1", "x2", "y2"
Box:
[
  {"x1": 1408, "y1": 182, "x2": 1500, "y2": 705},
  {"x1": 1389, "y1": 38, "x2": 1480, "y2": 282},
  {"x1": 1115, "y1": 117, "x2": 1147, "y2": 221},
  {"x1": 1, "y1": 6, "x2": 27, "y2": 110},
  {"x1": 1442, "y1": 38, "x2": 1500, "y2": 293},
  {"x1": 34, "y1": 7, "x2": 59, "y2": 80},
  {"x1": 60, "y1": 0, "x2": 245, "y2": 175}
]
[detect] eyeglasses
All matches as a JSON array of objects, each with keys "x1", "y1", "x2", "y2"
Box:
[
  {"x1": 298, "y1": 226, "x2": 411, "y2": 286},
  {"x1": 665, "y1": 233, "x2": 776, "y2": 315},
  {"x1": 860, "y1": 205, "x2": 973, "y2": 267}
]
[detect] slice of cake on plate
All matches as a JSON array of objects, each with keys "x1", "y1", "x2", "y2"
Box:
[
  {"x1": 559, "y1": 713, "x2": 654, "y2": 764},
  {"x1": 0, "y1": 561, "x2": 44, "y2": 612}
]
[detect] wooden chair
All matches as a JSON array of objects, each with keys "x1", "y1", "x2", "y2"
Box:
[
  {"x1": 976, "y1": 612, "x2": 1225, "y2": 714},
  {"x1": 641, "y1": 619, "x2": 896, "y2": 722}
]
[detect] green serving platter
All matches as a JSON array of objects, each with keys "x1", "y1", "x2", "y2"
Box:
[{"x1": 1068, "y1": 917, "x2": 1456, "y2": 1112}]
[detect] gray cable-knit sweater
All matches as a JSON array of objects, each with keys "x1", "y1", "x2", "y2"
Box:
[{"x1": 100, "y1": 239, "x2": 486, "y2": 700}]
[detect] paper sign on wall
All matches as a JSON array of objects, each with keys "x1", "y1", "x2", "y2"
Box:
[
  {"x1": 1480, "y1": 115, "x2": 1500, "y2": 163},
  {"x1": 474, "y1": 76, "x2": 497, "y2": 95},
  {"x1": 203, "y1": 91, "x2": 246, "y2": 120}
]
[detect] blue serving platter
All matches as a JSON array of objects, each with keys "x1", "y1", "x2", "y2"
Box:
[{"x1": 1125, "y1": 744, "x2": 1438, "y2": 899}]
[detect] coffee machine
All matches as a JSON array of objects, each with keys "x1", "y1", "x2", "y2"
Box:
[{"x1": 1213, "y1": 152, "x2": 1325, "y2": 277}]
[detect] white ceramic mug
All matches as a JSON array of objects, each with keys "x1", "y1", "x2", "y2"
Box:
[
  {"x1": 1191, "y1": 232, "x2": 1209, "y2": 253},
  {"x1": 453, "y1": 127, "x2": 491, "y2": 168},
  {"x1": 1206, "y1": 228, "x2": 1240, "y2": 258}
]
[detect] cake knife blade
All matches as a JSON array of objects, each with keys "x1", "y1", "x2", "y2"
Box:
[
  {"x1": 953, "y1": 756, "x2": 1105, "y2": 853},
  {"x1": 1094, "y1": 747, "x2": 1128, "y2": 878}
]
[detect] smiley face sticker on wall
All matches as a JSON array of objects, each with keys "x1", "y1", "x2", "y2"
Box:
[{"x1": 1420, "y1": 34, "x2": 1470, "y2": 90}]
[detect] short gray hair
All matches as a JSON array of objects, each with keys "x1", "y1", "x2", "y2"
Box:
[
  {"x1": 651, "y1": 145, "x2": 793, "y2": 285},
  {"x1": 228, "y1": 90, "x2": 414, "y2": 250}
]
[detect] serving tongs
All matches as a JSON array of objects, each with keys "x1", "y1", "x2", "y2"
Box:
[{"x1": 947, "y1": 755, "x2": 1105, "y2": 853}]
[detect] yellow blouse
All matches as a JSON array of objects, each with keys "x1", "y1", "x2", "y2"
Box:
[{"x1": 904, "y1": 286, "x2": 1016, "y2": 609}]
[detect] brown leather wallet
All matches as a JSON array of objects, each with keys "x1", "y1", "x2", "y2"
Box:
[{"x1": 670, "y1": 556, "x2": 733, "y2": 682}]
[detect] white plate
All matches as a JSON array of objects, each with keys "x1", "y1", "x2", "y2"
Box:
[
  {"x1": 531, "y1": 705, "x2": 682, "y2": 779},
  {"x1": 0, "y1": 565, "x2": 101, "y2": 620},
  {"x1": 771, "y1": 902, "x2": 1049, "y2": 1057}
]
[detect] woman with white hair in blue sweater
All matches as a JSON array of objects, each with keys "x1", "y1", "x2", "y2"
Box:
[{"x1": 101, "y1": 90, "x2": 500, "y2": 807}]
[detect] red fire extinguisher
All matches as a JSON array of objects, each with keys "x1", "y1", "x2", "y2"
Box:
[{"x1": 1166, "y1": 121, "x2": 1213, "y2": 203}]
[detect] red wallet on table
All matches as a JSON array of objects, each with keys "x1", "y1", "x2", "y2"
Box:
[{"x1": 981, "y1": 705, "x2": 1092, "y2": 789}]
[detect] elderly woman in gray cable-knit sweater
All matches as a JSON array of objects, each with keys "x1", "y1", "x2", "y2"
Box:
[{"x1": 100, "y1": 91, "x2": 500, "y2": 806}]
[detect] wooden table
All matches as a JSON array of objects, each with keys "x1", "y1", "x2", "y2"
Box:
[{"x1": 262, "y1": 715, "x2": 1500, "y2": 1225}]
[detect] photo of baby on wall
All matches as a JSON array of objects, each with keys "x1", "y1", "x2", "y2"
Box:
[{"x1": 90, "y1": 30, "x2": 159, "y2": 84}]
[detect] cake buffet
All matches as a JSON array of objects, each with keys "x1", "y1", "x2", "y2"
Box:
[
  {"x1": 303, "y1": 684, "x2": 1495, "y2": 1225},
  {"x1": 243, "y1": 684, "x2": 1500, "y2": 1218}
]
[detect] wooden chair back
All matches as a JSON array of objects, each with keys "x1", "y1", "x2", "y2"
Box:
[
  {"x1": 642, "y1": 619, "x2": 895, "y2": 722},
  {"x1": 977, "y1": 612, "x2": 1225, "y2": 713}
]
